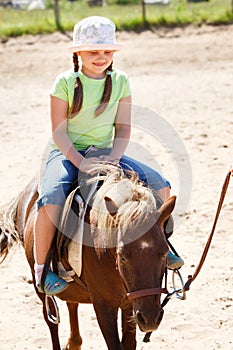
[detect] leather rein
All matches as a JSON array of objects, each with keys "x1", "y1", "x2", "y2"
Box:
[
  {"x1": 126, "y1": 171, "x2": 231, "y2": 304},
  {"x1": 183, "y1": 170, "x2": 231, "y2": 292}
]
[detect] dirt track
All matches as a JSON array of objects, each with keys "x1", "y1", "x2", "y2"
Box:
[{"x1": 0, "y1": 24, "x2": 233, "y2": 349}]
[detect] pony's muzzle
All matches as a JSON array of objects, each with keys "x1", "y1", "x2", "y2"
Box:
[{"x1": 135, "y1": 307, "x2": 164, "y2": 332}]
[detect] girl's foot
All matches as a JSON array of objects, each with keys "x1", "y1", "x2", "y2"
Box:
[
  {"x1": 167, "y1": 250, "x2": 184, "y2": 270},
  {"x1": 36, "y1": 270, "x2": 69, "y2": 295}
]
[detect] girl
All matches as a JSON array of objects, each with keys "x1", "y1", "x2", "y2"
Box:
[{"x1": 35, "y1": 16, "x2": 184, "y2": 295}]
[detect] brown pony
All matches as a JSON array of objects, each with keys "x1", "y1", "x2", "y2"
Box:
[{"x1": 0, "y1": 165, "x2": 176, "y2": 350}]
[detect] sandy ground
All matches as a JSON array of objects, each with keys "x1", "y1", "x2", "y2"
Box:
[{"x1": 0, "y1": 24, "x2": 233, "y2": 349}]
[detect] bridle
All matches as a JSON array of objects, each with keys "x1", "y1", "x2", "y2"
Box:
[
  {"x1": 127, "y1": 287, "x2": 168, "y2": 301},
  {"x1": 124, "y1": 259, "x2": 186, "y2": 306},
  {"x1": 121, "y1": 171, "x2": 231, "y2": 342},
  {"x1": 126, "y1": 265, "x2": 169, "y2": 301},
  {"x1": 126, "y1": 171, "x2": 231, "y2": 301}
]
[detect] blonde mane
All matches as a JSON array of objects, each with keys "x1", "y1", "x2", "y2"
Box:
[{"x1": 90, "y1": 165, "x2": 158, "y2": 248}]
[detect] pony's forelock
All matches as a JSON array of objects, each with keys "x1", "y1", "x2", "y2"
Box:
[{"x1": 90, "y1": 165, "x2": 157, "y2": 249}]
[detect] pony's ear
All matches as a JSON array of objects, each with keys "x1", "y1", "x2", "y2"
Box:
[
  {"x1": 104, "y1": 196, "x2": 119, "y2": 216},
  {"x1": 157, "y1": 196, "x2": 176, "y2": 226}
]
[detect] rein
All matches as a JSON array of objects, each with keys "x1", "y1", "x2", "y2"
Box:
[
  {"x1": 142, "y1": 170, "x2": 231, "y2": 343},
  {"x1": 183, "y1": 170, "x2": 231, "y2": 291},
  {"x1": 128, "y1": 171, "x2": 231, "y2": 303}
]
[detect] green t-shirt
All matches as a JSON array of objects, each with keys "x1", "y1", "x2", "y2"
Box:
[{"x1": 50, "y1": 69, "x2": 131, "y2": 151}]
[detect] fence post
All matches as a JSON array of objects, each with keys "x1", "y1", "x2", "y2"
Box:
[
  {"x1": 54, "y1": 0, "x2": 62, "y2": 30},
  {"x1": 141, "y1": 0, "x2": 146, "y2": 24}
]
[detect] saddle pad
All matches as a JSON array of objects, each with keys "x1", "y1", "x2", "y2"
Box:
[
  {"x1": 65, "y1": 177, "x2": 99, "y2": 277},
  {"x1": 65, "y1": 193, "x2": 83, "y2": 277}
]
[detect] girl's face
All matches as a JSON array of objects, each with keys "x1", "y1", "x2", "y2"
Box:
[{"x1": 78, "y1": 50, "x2": 115, "y2": 79}]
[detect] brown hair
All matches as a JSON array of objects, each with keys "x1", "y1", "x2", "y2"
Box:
[{"x1": 70, "y1": 53, "x2": 113, "y2": 117}]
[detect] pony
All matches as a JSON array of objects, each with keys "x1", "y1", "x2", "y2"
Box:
[{"x1": 0, "y1": 165, "x2": 176, "y2": 350}]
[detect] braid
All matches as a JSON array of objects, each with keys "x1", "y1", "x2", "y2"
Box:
[
  {"x1": 70, "y1": 53, "x2": 83, "y2": 116},
  {"x1": 95, "y1": 61, "x2": 113, "y2": 117}
]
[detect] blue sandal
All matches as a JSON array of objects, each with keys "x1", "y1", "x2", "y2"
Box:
[
  {"x1": 37, "y1": 270, "x2": 69, "y2": 295},
  {"x1": 167, "y1": 251, "x2": 184, "y2": 270}
]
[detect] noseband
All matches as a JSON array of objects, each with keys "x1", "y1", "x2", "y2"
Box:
[
  {"x1": 119, "y1": 258, "x2": 186, "y2": 306},
  {"x1": 126, "y1": 267, "x2": 169, "y2": 301},
  {"x1": 127, "y1": 286, "x2": 168, "y2": 301},
  {"x1": 117, "y1": 256, "x2": 170, "y2": 302}
]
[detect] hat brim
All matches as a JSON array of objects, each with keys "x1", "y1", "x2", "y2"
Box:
[{"x1": 69, "y1": 43, "x2": 121, "y2": 53}]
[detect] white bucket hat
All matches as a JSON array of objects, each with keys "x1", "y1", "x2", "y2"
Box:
[{"x1": 69, "y1": 16, "x2": 121, "y2": 53}]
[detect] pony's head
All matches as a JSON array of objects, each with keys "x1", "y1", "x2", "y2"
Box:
[{"x1": 90, "y1": 165, "x2": 176, "y2": 332}]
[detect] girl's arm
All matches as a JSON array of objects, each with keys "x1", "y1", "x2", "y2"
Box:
[
  {"x1": 109, "y1": 95, "x2": 132, "y2": 161},
  {"x1": 50, "y1": 96, "x2": 99, "y2": 172}
]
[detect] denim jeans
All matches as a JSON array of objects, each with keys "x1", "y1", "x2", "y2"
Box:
[{"x1": 37, "y1": 149, "x2": 170, "y2": 209}]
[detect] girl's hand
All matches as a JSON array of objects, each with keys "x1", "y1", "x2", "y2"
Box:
[
  {"x1": 99, "y1": 155, "x2": 120, "y2": 166},
  {"x1": 79, "y1": 157, "x2": 101, "y2": 175}
]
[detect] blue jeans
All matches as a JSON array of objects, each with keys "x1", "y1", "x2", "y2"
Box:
[{"x1": 37, "y1": 149, "x2": 170, "y2": 209}]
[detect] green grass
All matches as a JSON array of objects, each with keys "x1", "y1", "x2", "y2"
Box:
[{"x1": 0, "y1": 0, "x2": 232, "y2": 39}]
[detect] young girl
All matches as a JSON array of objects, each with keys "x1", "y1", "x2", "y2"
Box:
[{"x1": 35, "y1": 16, "x2": 184, "y2": 295}]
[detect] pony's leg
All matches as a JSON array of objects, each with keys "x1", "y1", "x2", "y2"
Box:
[
  {"x1": 36, "y1": 290, "x2": 61, "y2": 350},
  {"x1": 93, "y1": 302, "x2": 123, "y2": 350},
  {"x1": 64, "y1": 302, "x2": 82, "y2": 350},
  {"x1": 121, "y1": 304, "x2": 137, "y2": 350}
]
